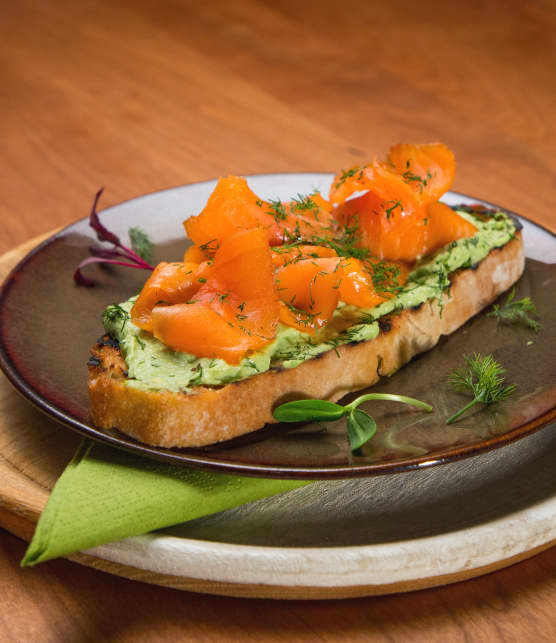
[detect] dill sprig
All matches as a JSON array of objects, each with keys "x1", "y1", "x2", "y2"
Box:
[
  {"x1": 487, "y1": 288, "x2": 542, "y2": 332},
  {"x1": 446, "y1": 353, "x2": 516, "y2": 424}
]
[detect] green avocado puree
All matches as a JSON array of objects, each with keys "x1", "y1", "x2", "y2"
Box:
[{"x1": 102, "y1": 210, "x2": 517, "y2": 393}]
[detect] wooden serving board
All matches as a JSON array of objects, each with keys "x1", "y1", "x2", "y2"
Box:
[{"x1": 0, "y1": 236, "x2": 555, "y2": 600}]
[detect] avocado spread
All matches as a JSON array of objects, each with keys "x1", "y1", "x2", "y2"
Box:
[{"x1": 102, "y1": 210, "x2": 517, "y2": 392}]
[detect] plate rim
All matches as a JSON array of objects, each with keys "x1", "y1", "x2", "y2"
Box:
[
  {"x1": 0, "y1": 175, "x2": 554, "y2": 479},
  {"x1": 86, "y1": 469, "x2": 556, "y2": 589}
]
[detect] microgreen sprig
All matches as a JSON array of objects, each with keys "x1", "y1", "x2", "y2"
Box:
[
  {"x1": 446, "y1": 353, "x2": 516, "y2": 424},
  {"x1": 74, "y1": 189, "x2": 155, "y2": 286},
  {"x1": 273, "y1": 393, "x2": 433, "y2": 451},
  {"x1": 487, "y1": 288, "x2": 542, "y2": 332}
]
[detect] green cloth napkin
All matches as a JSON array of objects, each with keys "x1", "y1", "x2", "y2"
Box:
[{"x1": 22, "y1": 440, "x2": 309, "y2": 566}]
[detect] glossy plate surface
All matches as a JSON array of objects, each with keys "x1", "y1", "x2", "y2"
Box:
[{"x1": 0, "y1": 174, "x2": 555, "y2": 478}]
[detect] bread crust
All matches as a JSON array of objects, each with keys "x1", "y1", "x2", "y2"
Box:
[{"x1": 88, "y1": 234, "x2": 525, "y2": 447}]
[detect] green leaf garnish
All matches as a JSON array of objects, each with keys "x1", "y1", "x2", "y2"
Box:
[
  {"x1": 446, "y1": 353, "x2": 516, "y2": 424},
  {"x1": 129, "y1": 227, "x2": 154, "y2": 263},
  {"x1": 273, "y1": 392, "x2": 432, "y2": 451},
  {"x1": 273, "y1": 399, "x2": 346, "y2": 423},
  {"x1": 347, "y1": 408, "x2": 377, "y2": 450},
  {"x1": 487, "y1": 288, "x2": 542, "y2": 332}
]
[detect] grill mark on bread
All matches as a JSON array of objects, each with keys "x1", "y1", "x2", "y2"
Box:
[{"x1": 378, "y1": 317, "x2": 393, "y2": 334}]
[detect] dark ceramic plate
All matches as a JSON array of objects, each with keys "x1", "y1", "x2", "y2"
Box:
[{"x1": 0, "y1": 174, "x2": 555, "y2": 479}]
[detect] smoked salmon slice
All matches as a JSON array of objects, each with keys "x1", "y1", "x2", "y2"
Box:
[
  {"x1": 335, "y1": 192, "x2": 476, "y2": 262},
  {"x1": 338, "y1": 258, "x2": 387, "y2": 309},
  {"x1": 334, "y1": 163, "x2": 428, "y2": 262},
  {"x1": 184, "y1": 176, "x2": 282, "y2": 249},
  {"x1": 387, "y1": 143, "x2": 456, "y2": 204},
  {"x1": 276, "y1": 257, "x2": 343, "y2": 333},
  {"x1": 270, "y1": 193, "x2": 335, "y2": 244},
  {"x1": 131, "y1": 261, "x2": 202, "y2": 333},
  {"x1": 183, "y1": 244, "x2": 208, "y2": 263},
  {"x1": 425, "y1": 201, "x2": 477, "y2": 251},
  {"x1": 152, "y1": 227, "x2": 280, "y2": 363},
  {"x1": 151, "y1": 303, "x2": 259, "y2": 364}
]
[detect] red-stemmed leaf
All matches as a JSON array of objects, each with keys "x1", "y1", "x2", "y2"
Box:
[
  {"x1": 89, "y1": 188, "x2": 121, "y2": 246},
  {"x1": 74, "y1": 189, "x2": 155, "y2": 286}
]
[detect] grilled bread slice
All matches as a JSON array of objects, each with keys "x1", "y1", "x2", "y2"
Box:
[{"x1": 88, "y1": 233, "x2": 524, "y2": 447}]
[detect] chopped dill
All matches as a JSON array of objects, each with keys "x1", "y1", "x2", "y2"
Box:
[
  {"x1": 384, "y1": 200, "x2": 402, "y2": 219},
  {"x1": 335, "y1": 166, "x2": 363, "y2": 189},
  {"x1": 285, "y1": 302, "x2": 319, "y2": 327},
  {"x1": 307, "y1": 218, "x2": 370, "y2": 260},
  {"x1": 401, "y1": 164, "x2": 432, "y2": 193},
  {"x1": 200, "y1": 238, "x2": 220, "y2": 253},
  {"x1": 371, "y1": 261, "x2": 402, "y2": 295},
  {"x1": 291, "y1": 193, "x2": 319, "y2": 216},
  {"x1": 267, "y1": 199, "x2": 288, "y2": 222},
  {"x1": 245, "y1": 358, "x2": 260, "y2": 371},
  {"x1": 102, "y1": 304, "x2": 130, "y2": 331}
]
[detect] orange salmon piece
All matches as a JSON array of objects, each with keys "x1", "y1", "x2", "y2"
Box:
[
  {"x1": 334, "y1": 163, "x2": 429, "y2": 262},
  {"x1": 184, "y1": 176, "x2": 282, "y2": 249},
  {"x1": 183, "y1": 244, "x2": 208, "y2": 263},
  {"x1": 338, "y1": 258, "x2": 408, "y2": 308},
  {"x1": 425, "y1": 201, "x2": 477, "y2": 252},
  {"x1": 289, "y1": 192, "x2": 335, "y2": 226},
  {"x1": 387, "y1": 143, "x2": 455, "y2": 204},
  {"x1": 152, "y1": 228, "x2": 279, "y2": 363},
  {"x1": 197, "y1": 227, "x2": 280, "y2": 350},
  {"x1": 131, "y1": 261, "x2": 201, "y2": 333},
  {"x1": 310, "y1": 191, "x2": 333, "y2": 213},
  {"x1": 151, "y1": 302, "x2": 257, "y2": 364},
  {"x1": 276, "y1": 257, "x2": 343, "y2": 333},
  {"x1": 338, "y1": 258, "x2": 385, "y2": 309},
  {"x1": 329, "y1": 165, "x2": 370, "y2": 205},
  {"x1": 274, "y1": 194, "x2": 335, "y2": 243}
]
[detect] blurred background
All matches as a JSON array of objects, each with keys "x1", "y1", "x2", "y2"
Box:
[{"x1": 2, "y1": 0, "x2": 555, "y2": 255}]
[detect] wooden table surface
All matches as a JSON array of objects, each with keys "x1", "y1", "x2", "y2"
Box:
[{"x1": 2, "y1": 0, "x2": 555, "y2": 640}]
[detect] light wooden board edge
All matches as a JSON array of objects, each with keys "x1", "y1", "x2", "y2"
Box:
[
  {"x1": 2, "y1": 502, "x2": 554, "y2": 600},
  {"x1": 0, "y1": 233, "x2": 555, "y2": 600}
]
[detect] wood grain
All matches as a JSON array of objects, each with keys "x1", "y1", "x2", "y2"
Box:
[{"x1": 1, "y1": 0, "x2": 555, "y2": 640}]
